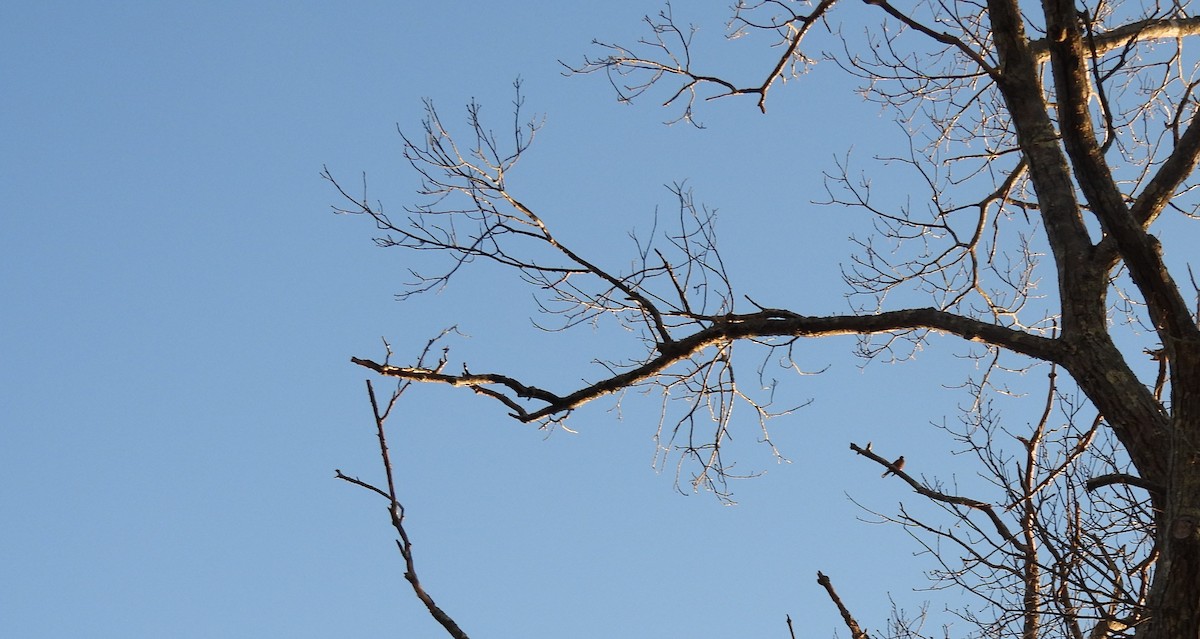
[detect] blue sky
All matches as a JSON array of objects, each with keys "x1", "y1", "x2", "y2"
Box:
[{"x1": 4, "y1": 2, "x2": 1169, "y2": 637}]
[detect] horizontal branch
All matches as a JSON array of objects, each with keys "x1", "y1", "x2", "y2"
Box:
[
  {"x1": 353, "y1": 308, "x2": 1064, "y2": 422},
  {"x1": 1085, "y1": 473, "x2": 1164, "y2": 496},
  {"x1": 1029, "y1": 15, "x2": 1200, "y2": 62}
]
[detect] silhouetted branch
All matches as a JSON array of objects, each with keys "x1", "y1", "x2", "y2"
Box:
[
  {"x1": 817, "y1": 571, "x2": 871, "y2": 639},
  {"x1": 336, "y1": 381, "x2": 471, "y2": 639},
  {"x1": 1085, "y1": 473, "x2": 1163, "y2": 496}
]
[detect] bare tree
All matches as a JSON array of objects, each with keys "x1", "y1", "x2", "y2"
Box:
[{"x1": 328, "y1": 1, "x2": 1200, "y2": 637}]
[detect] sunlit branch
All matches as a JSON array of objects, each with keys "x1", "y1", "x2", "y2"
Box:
[{"x1": 355, "y1": 308, "x2": 1062, "y2": 422}]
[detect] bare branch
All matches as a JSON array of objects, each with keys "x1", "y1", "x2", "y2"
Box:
[
  {"x1": 564, "y1": 0, "x2": 839, "y2": 119},
  {"x1": 356, "y1": 309, "x2": 1062, "y2": 423},
  {"x1": 1085, "y1": 473, "x2": 1164, "y2": 496},
  {"x1": 336, "y1": 380, "x2": 471, "y2": 639},
  {"x1": 1029, "y1": 16, "x2": 1200, "y2": 62},
  {"x1": 817, "y1": 571, "x2": 871, "y2": 639}
]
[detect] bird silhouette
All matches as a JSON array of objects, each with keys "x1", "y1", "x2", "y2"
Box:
[{"x1": 881, "y1": 455, "x2": 905, "y2": 478}]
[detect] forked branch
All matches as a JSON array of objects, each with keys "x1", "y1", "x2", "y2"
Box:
[
  {"x1": 565, "y1": 0, "x2": 839, "y2": 119},
  {"x1": 336, "y1": 380, "x2": 471, "y2": 639}
]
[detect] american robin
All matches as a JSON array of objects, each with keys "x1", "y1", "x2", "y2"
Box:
[{"x1": 881, "y1": 455, "x2": 905, "y2": 478}]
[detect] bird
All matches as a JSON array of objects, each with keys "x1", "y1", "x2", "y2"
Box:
[{"x1": 881, "y1": 456, "x2": 905, "y2": 478}]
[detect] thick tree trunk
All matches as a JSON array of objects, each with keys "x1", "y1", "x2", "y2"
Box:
[
  {"x1": 1144, "y1": 345, "x2": 1200, "y2": 639},
  {"x1": 1145, "y1": 474, "x2": 1200, "y2": 638}
]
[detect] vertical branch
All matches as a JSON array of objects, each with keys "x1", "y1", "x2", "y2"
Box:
[
  {"x1": 336, "y1": 381, "x2": 471, "y2": 639},
  {"x1": 366, "y1": 381, "x2": 400, "y2": 505}
]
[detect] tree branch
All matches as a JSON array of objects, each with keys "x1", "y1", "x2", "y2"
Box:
[
  {"x1": 1129, "y1": 108, "x2": 1200, "y2": 229},
  {"x1": 850, "y1": 442, "x2": 1029, "y2": 552},
  {"x1": 988, "y1": 0, "x2": 1097, "y2": 299},
  {"x1": 1086, "y1": 473, "x2": 1164, "y2": 497},
  {"x1": 355, "y1": 309, "x2": 1063, "y2": 422},
  {"x1": 1029, "y1": 16, "x2": 1200, "y2": 62},
  {"x1": 816, "y1": 571, "x2": 871, "y2": 639},
  {"x1": 1041, "y1": 0, "x2": 1200, "y2": 351},
  {"x1": 337, "y1": 381, "x2": 471, "y2": 639},
  {"x1": 565, "y1": 0, "x2": 840, "y2": 119}
]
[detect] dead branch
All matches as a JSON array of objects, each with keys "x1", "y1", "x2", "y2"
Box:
[
  {"x1": 817, "y1": 571, "x2": 871, "y2": 639},
  {"x1": 336, "y1": 381, "x2": 471, "y2": 639}
]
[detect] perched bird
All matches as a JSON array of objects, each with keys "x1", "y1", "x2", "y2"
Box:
[{"x1": 881, "y1": 455, "x2": 905, "y2": 478}]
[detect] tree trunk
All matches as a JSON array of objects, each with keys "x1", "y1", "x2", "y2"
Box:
[{"x1": 1145, "y1": 344, "x2": 1200, "y2": 639}]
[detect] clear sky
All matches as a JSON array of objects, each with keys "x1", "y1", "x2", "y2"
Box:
[{"x1": 5, "y1": 3, "x2": 1180, "y2": 638}]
